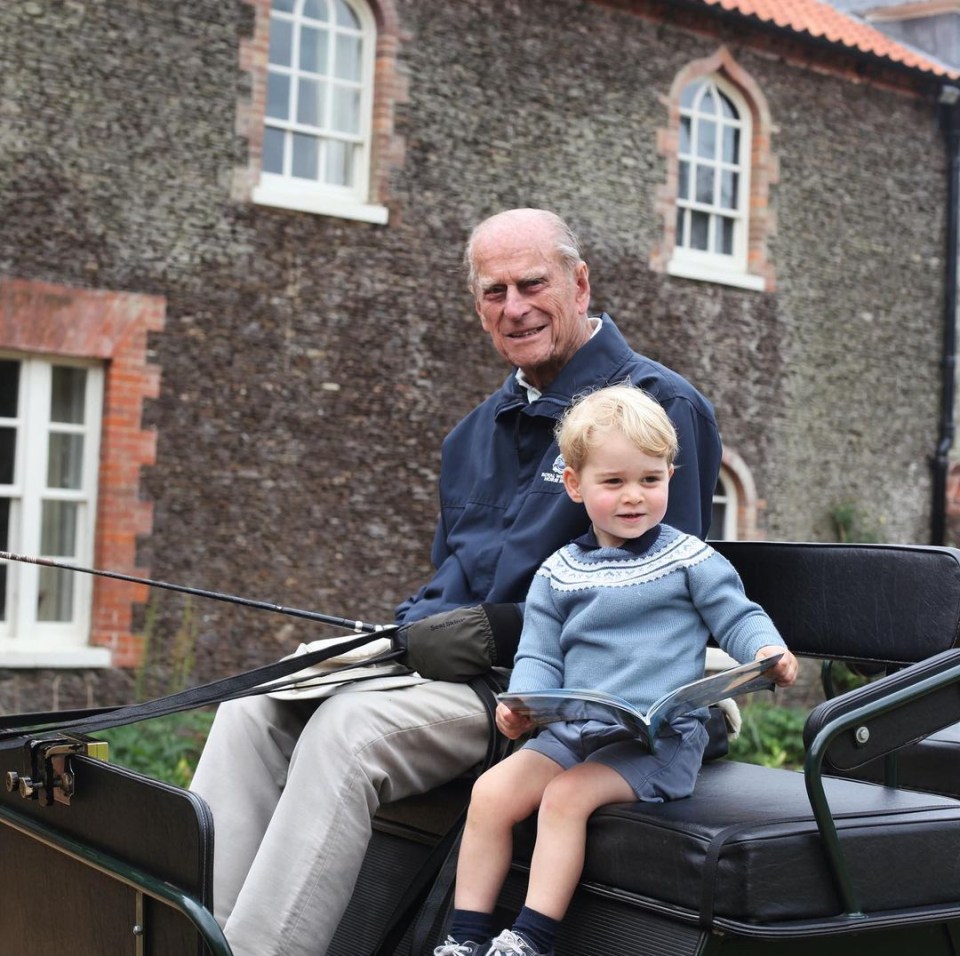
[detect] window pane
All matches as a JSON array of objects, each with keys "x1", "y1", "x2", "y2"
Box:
[
  {"x1": 51, "y1": 367, "x2": 86, "y2": 424},
  {"x1": 331, "y1": 85, "x2": 360, "y2": 133},
  {"x1": 41, "y1": 500, "x2": 78, "y2": 557},
  {"x1": 269, "y1": 17, "x2": 293, "y2": 66},
  {"x1": 0, "y1": 427, "x2": 14, "y2": 484},
  {"x1": 716, "y1": 216, "x2": 734, "y2": 255},
  {"x1": 40, "y1": 499, "x2": 78, "y2": 619},
  {"x1": 697, "y1": 119, "x2": 716, "y2": 159},
  {"x1": 297, "y1": 77, "x2": 325, "y2": 126},
  {"x1": 335, "y1": 33, "x2": 362, "y2": 81},
  {"x1": 299, "y1": 24, "x2": 328, "y2": 74},
  {"x1": 0, "y1": 499, "x2": 8, "y2": 622},
  {"x1": 335, "y1": 0, "x2": 359, "y2": 28},
  {"x1": 267, "y1": 71, "x2": 291, "y2": 120},
  {"x1": 708, "y1": 500, "x2": 728, "y2": 540},
  {"x1": 680, "y1": 79, "x2": 702, "y2": 109},
  {"x1": 303, "y1": 0, "x2": 329, "y2": 20},
  {"x1": 325, "y1": 139, "x2": 353, "y2": 186},
  {"x1": 722, "y1": 126, "x2": 740, "y2": 164},
  {"x1": 263, "y1": 126, "x2": 285, "y2": 173},
  {"x1": 272, "y1": 0, "x2": 295, "y2": 12},
  {"x1": 720, "y1": 170, "x2": 738, "y2": 210},
  {"x1": 719, "y1": 91, "x2": 737, "y2": 119},
  {"x1": 701, "y1": 87, "x2": 716, "y2": 115},
  {"x1": 696, "y1": 165, "x2": 714, "y2": 204},
  {"x1": 48, "y1": 433, "x2": 84, "y2": 490},
  {"x1": 691, "y1": 211, "x2": 709, "y2": 250},
  {"x1": 38, "y1": 566, "x2": 73, "y2": 622},
  {"x1": 679, "y1": 116, "x2": 691, "y2": 155},
  {"x1": 292, "y1": 132, "x2": 320, "y2": 179},
  {"x1": 0, "y1": 360, "x2": 19, "y2": 416},
  {"x1": 676, "y1": 207, "x2": 686, "y2": 247},
  {"x1": 678, "y1": 160, "x2": 689, "y2": 200}
]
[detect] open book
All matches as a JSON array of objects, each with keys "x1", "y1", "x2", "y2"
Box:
[{"x1": 497, "y1": 654, "x2": 782, "y2": 752}]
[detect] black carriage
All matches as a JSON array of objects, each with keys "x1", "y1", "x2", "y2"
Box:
[{"x1": 3, "y1": 540, "x2": 960, "y2": 955}]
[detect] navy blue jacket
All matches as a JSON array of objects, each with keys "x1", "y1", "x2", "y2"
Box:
[{"x1": 395, "y1": 315, "x2": 722, "y2": 624}]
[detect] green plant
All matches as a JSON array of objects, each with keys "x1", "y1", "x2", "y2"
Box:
[
  {"x1": 95, "y1": 709, "x2": 214, "y2": 788},
  {"x1": 831, "y1": 503, "x2": 883, "y2": 544},
  {"x1": 728, "y1": 699, "x2": 807, "y2": 769},
  {"x1": 94, "y1": 595, "x2": 211, "y2": 787}
]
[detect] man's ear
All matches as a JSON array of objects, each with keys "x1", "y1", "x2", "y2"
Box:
[
  {"x1": 476, "y1": 302, "x2": 490, "y2": 331},
  {"x1": 562, "y1": 466, "x2": 583, "y2": 502},
  {"x1": 574, "y1": 262, "x2": 590, "y2": 313}
]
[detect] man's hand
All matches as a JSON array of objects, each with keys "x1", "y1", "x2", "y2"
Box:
[
  {"x1": 756, "y1": 645, "x2": 799, "y2": 687},
  {"x1": 495, "y1": 701, "x2": 534, "y2": 740},
  {"x1": 397, "y1": 603, "x2": 522, "y2": 682}
]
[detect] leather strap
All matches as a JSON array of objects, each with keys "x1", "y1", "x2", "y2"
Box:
[{"x1": 0, "y1": 630, "x2": 401, "y2": 747}]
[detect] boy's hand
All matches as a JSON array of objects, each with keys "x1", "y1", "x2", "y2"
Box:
[
  {"x1": 495, "y1": 701, "x2": 534, "y2": 739},
  {"x1": 756, "y1": 645, "x2": 799, "y2": 687}
]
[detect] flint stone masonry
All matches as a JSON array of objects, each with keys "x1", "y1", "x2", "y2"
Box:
[{"x1": 0, "y1": 0, "x2": 949, "y2": 710}]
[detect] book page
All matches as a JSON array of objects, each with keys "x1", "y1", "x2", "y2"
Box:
[{"x1": 499, "y1": 654, "x2": 782, "y2": 749}]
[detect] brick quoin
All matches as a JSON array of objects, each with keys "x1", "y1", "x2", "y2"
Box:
[{"x1": 0, "y1": 278, "x2": 165, "y2": 667}]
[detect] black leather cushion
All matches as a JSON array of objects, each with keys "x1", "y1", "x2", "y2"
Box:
[{"x1": 513, "y1": 760, "x2": 960, "y2": 925}]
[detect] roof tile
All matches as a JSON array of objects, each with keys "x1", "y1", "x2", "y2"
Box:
[{"x1": 702, "y1": 0, "x2": 958, "y2": 77}]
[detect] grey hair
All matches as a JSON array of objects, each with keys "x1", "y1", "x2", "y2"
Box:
[{"x1": 463, "y1": 209, "x2": 583, "y2": 293}]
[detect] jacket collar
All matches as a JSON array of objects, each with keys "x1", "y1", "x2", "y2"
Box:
[{"x1": 493, "y1": 314, "x2": 634, "y2": 421}]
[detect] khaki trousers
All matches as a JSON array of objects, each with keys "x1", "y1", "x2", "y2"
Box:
[{"x1": 190, "y1": 679, "x2": 490, "y2": 956}]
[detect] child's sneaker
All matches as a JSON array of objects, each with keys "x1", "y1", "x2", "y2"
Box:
[
  {"x1": 484, "y1": 929, "x2": 553, "y2": 956},
  {"x1": 433, "y1": 937, "x2": 486, "y2": 956}
]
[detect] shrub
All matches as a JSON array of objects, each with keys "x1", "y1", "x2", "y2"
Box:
[
  {"x1": 94, "y1": 708, "x2": 214, "y2": 789},
  {"x1": 728, "y1": 700, "x2": 807, "y2": 769}
]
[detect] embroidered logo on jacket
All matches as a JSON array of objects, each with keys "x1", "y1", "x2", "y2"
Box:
[{"x1": 540, "y1": 454, "x2": 565, "y2": 485}]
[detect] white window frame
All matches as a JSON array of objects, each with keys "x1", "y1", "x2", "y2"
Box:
[
  {"x1": 252, "y1": 0, "x2": 388, "y2": 224},
  {"x1": 0, "y1": 355, "x2": 109, "y2": 667},
  {"x1": 668, "y1": 73, "x2": 763, "y2": 292}
]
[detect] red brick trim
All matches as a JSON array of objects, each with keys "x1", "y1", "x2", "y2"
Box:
[
  {"x1": 0, "y1": 278, "x2": 165, "y2": 667},
  {"x1": 234, "y1": 0, "x2": 407, "y2": 210},
  {"x1": 651, "y1": 46, "x2": 779, "y2": 291}
]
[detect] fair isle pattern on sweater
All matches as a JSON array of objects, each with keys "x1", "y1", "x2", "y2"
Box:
[{"x1": 539, "y1": 527, "x2": 712, "y2": 592}]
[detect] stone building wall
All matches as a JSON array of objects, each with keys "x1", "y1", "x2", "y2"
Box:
[{"x1": 0, "y1": 0, "x2": 949, "y2": 707}]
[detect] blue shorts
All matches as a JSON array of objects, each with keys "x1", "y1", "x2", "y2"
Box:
[{"x1": 521, "y1": 714, "x2": 709, "y2": 803}]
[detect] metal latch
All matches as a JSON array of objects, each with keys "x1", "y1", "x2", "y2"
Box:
[{"x1": 4, "y1": 735, "x2": 109, "y2": 807}]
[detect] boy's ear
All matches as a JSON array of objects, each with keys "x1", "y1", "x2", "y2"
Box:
[
  {"x1": 668, "y1": 464, "x2": 675, "y2": 480},
  {"x1": 562, "y1": 466, "x2": 583, "y2": 502}
]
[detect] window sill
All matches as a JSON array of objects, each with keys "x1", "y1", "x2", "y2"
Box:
[
  {"x1": 667, "y1": 258, "x2": 766, "y2": 292},
  {"x1": 0, "y1": 643, "x2": 112, "y2": 669},
  {"x1": 253, "y1": 184, "x2": 389, "y2": 225}
]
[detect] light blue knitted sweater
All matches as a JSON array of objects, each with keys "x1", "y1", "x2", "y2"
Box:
[{"x1": 508, "y1": 524, "x2": 786, "y2": 715}]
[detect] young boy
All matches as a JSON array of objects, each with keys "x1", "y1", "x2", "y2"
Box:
[{"x1": 434, "y1": 384, "x2": 798, "y2": 956}]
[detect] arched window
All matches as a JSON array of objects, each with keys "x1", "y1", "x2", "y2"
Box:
[
  {"x1": 243, "y1": 0, "x2": 393, "y2": 224},
  {"x1": 707, "y1": 470, "x2": 738, "y2": 541},
  {"x1": 705, "y1": 457, "x2": 759, "y2": 672},
  {"x1": 675, "y1": 76, "x2": 749, "y2": 269},
  {"x1": 652, "y1": 48, "x2": 777, "y2": 292}
]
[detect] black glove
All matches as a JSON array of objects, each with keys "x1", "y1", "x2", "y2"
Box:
[{"x1": 397, "y1": 603, "x2": 523, "y2": 682}]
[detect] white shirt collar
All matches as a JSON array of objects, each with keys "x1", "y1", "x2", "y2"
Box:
[{"x1": 515, "y1": 316, "x2": 603, "y2": 403}]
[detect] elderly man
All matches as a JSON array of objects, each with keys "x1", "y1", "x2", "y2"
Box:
[{"x1": 190, "y1": 208, "x2": 722, "y2": 955}]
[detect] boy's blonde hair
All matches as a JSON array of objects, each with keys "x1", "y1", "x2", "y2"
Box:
[{"x1": 557, "y1": 384, "x2": 678, "y2": 471}]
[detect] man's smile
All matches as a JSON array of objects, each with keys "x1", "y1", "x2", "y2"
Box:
[{"x1": 507, "y1": 324, "x2": 548, "y2": 339}]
